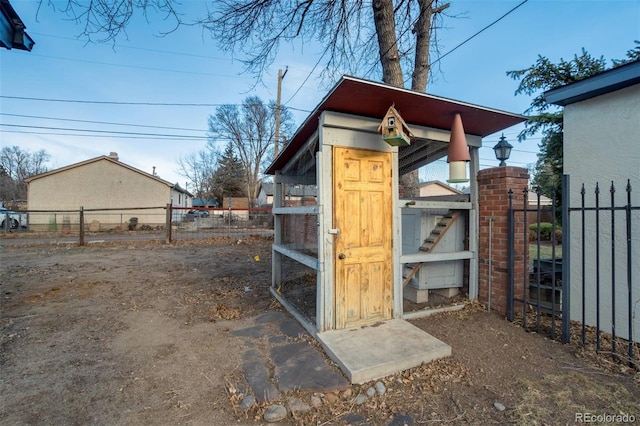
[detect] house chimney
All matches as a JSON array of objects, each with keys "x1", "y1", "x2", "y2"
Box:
[
  {"x1": 152, "y1": 166, "x2": 156, "y2": 176},
  {"x1": 109, "y1": 152, "x2": 119, "y2": 161}
]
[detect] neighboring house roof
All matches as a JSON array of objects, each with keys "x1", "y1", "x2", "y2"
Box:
[
  {"x1": 266, "y1": 75, "x2": 526, "y2": 174},
  {"x1": 0, "y1": 0, "x2": 34, "y2": 51},
  {"x1": 172, "y1": 182, "x2": 194, "y2": 197},
  {"x1": 260, "y1": 182, "x2": 318, "y2": 197},
  {"x1": 419, "y1": 180, "x2": 463, "y2": 195},
  {"x1": 25, "y1": 155, "x2": 188, "y2": 195},
  {"x1": 545, "y1": 60, "x2": 640, "y2": 106},
  {"x1": 528, "y1": 191, "x2": 552, "y2": 206}
]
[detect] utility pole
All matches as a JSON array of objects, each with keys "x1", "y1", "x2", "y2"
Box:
[{"x1": 274, "y1": 66, "x2": 288, "y2": 157}]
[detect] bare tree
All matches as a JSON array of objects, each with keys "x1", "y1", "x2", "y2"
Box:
[
  {"x1": 0, "y1": 146, "x2": 49, "y2": 203},
  {"x1": 202, "y1": 0, "x2": 450, "y2": 194},
  {"x1": 176, "y1": 148, "x2": 218, "y2": 202},
  {"x1": 37, "y1": 0, "x2": 184, "y2": 43},
  {"x1": 44, "y1": 0, "x2": 452, "y2": 195},
  {"x1": 209, "y1": 96, "x2": 294, "y2": 207},
  {"x1": 42, "y1": 0, "x2": 450, "y2": 92}
]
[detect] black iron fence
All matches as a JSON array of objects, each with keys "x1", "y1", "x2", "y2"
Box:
[
  {"x1": 507, "y1": 182, "x2": 569, "y2": 342},
  {"x1": 568, "y1": 178, "x2": 639, "y2": 366},
  {"x1": 0, "y1": 205, "x2": 273, "y2": 244},
  {"x1": 508, "y1": 175, "x2": 639, "y2": 368}
]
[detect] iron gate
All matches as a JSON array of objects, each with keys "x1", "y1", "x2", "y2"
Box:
[{"x1": 508, "y1": 175, "x2": 638, "y2": 367}]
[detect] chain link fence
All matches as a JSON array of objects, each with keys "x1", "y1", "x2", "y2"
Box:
[{"x1": 1, "y1": 205, "x2": 273, "y2": 245}]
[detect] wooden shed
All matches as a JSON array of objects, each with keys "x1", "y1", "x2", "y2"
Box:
[{"x1": 266, "y1": 76, "x2": 525, "y2": 339}]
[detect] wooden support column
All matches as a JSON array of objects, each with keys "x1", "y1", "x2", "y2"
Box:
[
  {"x1": 272, "y1": 172, "x2": 283, "y2": 290},
  {"x1": 468, "y1": 146, "x2": 480, "y2": 300}
]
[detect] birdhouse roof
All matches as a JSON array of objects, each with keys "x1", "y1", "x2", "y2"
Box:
[{"x1": 377, "y1": 105, "x2": 414, "y2": 138}]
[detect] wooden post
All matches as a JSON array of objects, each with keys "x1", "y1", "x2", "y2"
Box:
[
  {"x1": 274, "y1": 67, "x2": 287, "y2": 156},
  {"x1": 165, "y1": 203, "x2": 172, "y2": 244},
  {"x1": 79, "y1": 206, "x2": 85, "y2": 246},
  {"x1": 469, "y1": 146, "x2": 480, "y2": 300},
  {"x1": 272, "y1": 173, "x2": 283, "y2": 290}
]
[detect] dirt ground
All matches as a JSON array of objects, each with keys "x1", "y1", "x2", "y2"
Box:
[{"x1": 1, "y1": 236, "x2": 639, "y2": 425}]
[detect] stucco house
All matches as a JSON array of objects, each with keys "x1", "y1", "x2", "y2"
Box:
[
  {"x1": 545, "y1": 60, "x2": 640, "y2": 343},
  {"x1": 25, "y1": 152, "x2": 193, "y2": 230}
]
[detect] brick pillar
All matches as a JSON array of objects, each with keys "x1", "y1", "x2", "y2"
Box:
[{"x1": 477, "y1": 167, "x2": 529, "y2": 315}]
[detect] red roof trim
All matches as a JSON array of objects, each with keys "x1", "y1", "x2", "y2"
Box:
[{"x1": 266, "y1": 75, "x2": 526, "y2": 174}]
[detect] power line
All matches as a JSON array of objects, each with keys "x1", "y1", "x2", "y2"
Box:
[
  {"x1": 0, "y1": 123, "x2": 208, "y2": 139},
  {"x1": 25, "y1": 53, "x2": 247, "y2": 78},
  {"x1": 0, "y1": 95, "x2": 228, "y2": 107},
  {"x1": 429, "y1": 0, "x2": 529, "y2": 68},
  {"x1": 0, "y1": 113, "x2": 207, "y2": 132},
  {"x1": 283, "y1": 47, "x2": 328, "y2": 106},
  {"x1": 1, "y1": 129, "x2": 208, "y2": 141},
  {"x1": 32, "y1": 32, "x2": 231, "y2": 61},
  {"x1": 284, "y1": 0, "x2": 529, "y2": 104}
]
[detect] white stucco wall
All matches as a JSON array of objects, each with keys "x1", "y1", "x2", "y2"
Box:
[
  {"x1": 564, "y1": 84, "x2": 640, "y2": 342},
  {"x1": 28, "y1": 159, "x2": 173, "y2": 228}
]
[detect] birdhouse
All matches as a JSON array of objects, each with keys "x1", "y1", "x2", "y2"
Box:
[{"x1": 378, "y1": 106, "x2": 414, "y2": 146}]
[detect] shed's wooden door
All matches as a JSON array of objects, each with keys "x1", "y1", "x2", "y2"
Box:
[{"x1": 333, "y1": 146, "x2": 393, "y2": 329}]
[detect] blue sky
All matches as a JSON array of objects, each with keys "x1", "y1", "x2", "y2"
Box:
[{"x1": 1, "y1": 0, "x2": 638, "y2": 188}]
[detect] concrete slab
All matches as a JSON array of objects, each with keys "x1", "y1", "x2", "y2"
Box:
[{"x1": 317, "y1": 319, "x2": 451, "y2": 384}]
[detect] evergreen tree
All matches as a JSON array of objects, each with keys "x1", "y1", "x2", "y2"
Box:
[
  {"x1": 507, "y1": 46, "x2": 638, "y2": 212},
  {"x1": 612, "y1": 40, "x2": 640, "y2": 66},
  {"x1": 209, "y1": 96, "x2": 293, "y2": 207},
  {"x1": 211, "y1": 141, "x2": 246, "y2": 205}
]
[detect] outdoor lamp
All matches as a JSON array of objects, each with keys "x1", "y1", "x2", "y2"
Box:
[
  {"x1": 493, "y1": 134, "x2": 513, "y2": 166},
  {"x1": 446, "y1": 113, "x2": 471, "y2": 183}
]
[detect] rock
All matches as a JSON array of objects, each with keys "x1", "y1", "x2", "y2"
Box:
[
  {"x1": 375, "y1": 381, "x2": 387, "y2": 395},
  {"x1": 342, "y1": 413, "x2": 365, "y2": 423},
  {"x1": 287, "y1": 397, "x2": 310, "y2": 413},
  {"x1": 494, "y1": 402, "x2": 506, "y2": 411},
  {"x1": 239, "y1": 395, "x2": 255, "y2": 410},
  {"x1": 341, "y1": 388, "x2": 352, "y2": 400},
  {"x1": 324, "y1": 392, "x2": 338, "y2": 404},
  {"x1": 366, "y1": 387, "x2": 376, "y2": 397},
  {"x1": 310, "y1": 395, "x2": 322, "y2": 408},
  {"x1": 263, "y1": 404, "x2": 287, "y2": 422},
  {"x1": 89, "y1": 220, "x2": 100, "y2": 232},
  {"x1": 354, "y1": 394, "x2": 368, "y2": 405},
  {"x1": 388, "y1": 413, "x2": 415, "y2": 426}
]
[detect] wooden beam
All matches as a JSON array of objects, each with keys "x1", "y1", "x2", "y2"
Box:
[
  {"x1": 400, "y1": 250, "x2": 473, "y2": 264},
  {"x1": 273, "y1": 243, "x2": 319, "y2": 270},
  {"x1": 401, "y1": 200, "x2": 472, "y2": 210},
  {"x1": 273, "y1": 205, "x2": 319, "y2": 215}
]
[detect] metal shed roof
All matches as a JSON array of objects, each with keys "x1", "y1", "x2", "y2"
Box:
[
  {"x1": 266, "y1": 76, "x2": 526, "y2": 174},
  {"x1": 544, "y1": 60, "x2": 640, "y2": 106}
]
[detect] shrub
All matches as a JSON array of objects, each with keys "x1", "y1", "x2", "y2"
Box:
[
  {"x1": 554, "y1": 229, "x2": 563, "y2": 245},
  {"x1": 529, "y1": 222, "x2": 560, "y2": 241}
]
